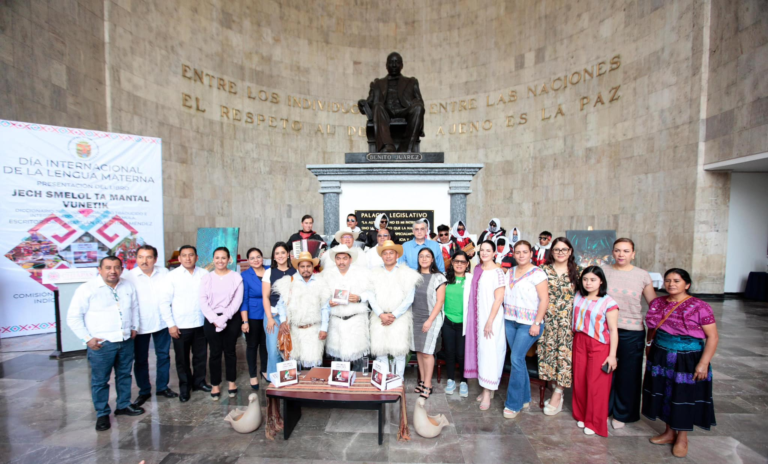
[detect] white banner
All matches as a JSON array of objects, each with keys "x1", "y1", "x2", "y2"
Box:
[{"x1": 0, "y1": 120, "x2": 163, "y2": 338}]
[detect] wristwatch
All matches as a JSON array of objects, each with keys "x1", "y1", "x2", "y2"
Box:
[
  {"x1": 242, "y1": 321, "x2": 249, "y2": 325},
  {"x1": 533, "y1": 320, "x2": 542, "y2": 326}
]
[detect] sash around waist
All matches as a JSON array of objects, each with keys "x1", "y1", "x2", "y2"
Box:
[{"x1": 655, "y1": 330, "x2": 705, "y2": 351}]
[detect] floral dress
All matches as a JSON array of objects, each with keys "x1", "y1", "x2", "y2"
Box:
[{"x1": 537, "y1": 264, "x2": 581, "y2": 387}]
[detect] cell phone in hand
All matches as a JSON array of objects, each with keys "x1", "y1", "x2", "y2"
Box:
[{"x1": 601, "y1": 363, "x2": 611, "y2": 374}]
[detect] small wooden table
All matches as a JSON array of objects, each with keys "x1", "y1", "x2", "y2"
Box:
[{"x1": 266, "y1": 388, "x2": 400, "y2": 444}]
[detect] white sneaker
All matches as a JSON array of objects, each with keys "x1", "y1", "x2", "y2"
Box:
[
  {"x1": 577, "y1": 421, "x2": 585, "y2": 428},
  {"x1": 584, "y1": 427, "x2": 596, "y2": 436},
  {"x1": 445, "y1": 379, "x2": 456, "y2": 395}
]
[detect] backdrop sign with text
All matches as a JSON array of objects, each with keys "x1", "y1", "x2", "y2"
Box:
[
  {"x1": 356, "y1": 210, "x2": 435, "y2": 243},
  {"x1": 0, "y1": 120, "x2": 163, "y2": 338}
]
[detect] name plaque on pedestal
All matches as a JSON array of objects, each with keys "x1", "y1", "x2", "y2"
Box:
[{"x1": 345, "y1": 152, "x2": 444, "y2": 164}]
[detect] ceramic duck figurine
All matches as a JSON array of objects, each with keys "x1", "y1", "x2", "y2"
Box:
[
  {"x1": 413, "y1": 397, "x2": 450, "y2": 438},
  {"x1": 224, "y1": 393, "x2": 263, "y2": 433}
]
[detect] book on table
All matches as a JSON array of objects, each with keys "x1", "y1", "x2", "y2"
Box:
[
  {"x1": 271, "y1": 360, "x2": 299, "y2": 388},
  {"x1": 329, "y1": 361, "x2": 355, "y2": 387},
  {"x1": 370, "y1": 360, "x2": 402, "y2": 391}
]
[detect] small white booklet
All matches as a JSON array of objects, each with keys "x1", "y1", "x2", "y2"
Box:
[
  {"x1": 370, "y1": 360, "x2": 402, "y2": 391},
  {"x1": 328, "y1": 361, "x2": 355, "y2": 388},
  {"x1": 271, "y1": 360, "x2": 298, "y2": 388}
]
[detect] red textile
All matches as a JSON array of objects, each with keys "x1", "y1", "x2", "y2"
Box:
[{"x1": 572, "y1": 332, "x2": 612, "y2": 437}]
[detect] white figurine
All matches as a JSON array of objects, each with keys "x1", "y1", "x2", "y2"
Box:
[
  {"x1": 413, "y1": 397, "x2": 450, "y2": 438},
  {"x1": 224, "y1": 393, "x2": 263, "y2": 433}
]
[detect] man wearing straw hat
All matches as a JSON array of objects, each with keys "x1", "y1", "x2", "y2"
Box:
[
  {"x1": 273, "y1": 252, "x2": 332, "y2": 369},
  {"x1": 368, "y1": 240, "x2": 422, "y2": 377},
  {"x1": 321, "y1": 227, "x2": 368, "y2": 270},
  {"x1": 322, "y1": 244, "x2": 374, "y2": 371}
]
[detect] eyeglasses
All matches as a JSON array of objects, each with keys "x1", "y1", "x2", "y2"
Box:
[
  {"x1": 438, "y1": 233, "x2": 449, "y2": 236},
  {"x1": 347, "y1": 219, "x2": 356, "y2": 222},
  {"x1": 552, "y1": 248, "x2": 570, "y2": 254},
  {"x1": 539, "y1": 236, "x2": 550, "y2": 240},
  {"x1": 377, "y1": 234, "x2": 390, "y2": 238},
  {"x1": 453, "y1": 260, "x2": 468, "y2": 265}
]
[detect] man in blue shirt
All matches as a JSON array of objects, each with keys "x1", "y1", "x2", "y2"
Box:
[{"x1": 399, "y1": 218, "x2": 445, "y2": 272}]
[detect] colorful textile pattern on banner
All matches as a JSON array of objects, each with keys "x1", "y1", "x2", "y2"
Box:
[{"x1": 0, "y1": 119, "x2": 163, "y2": 338}]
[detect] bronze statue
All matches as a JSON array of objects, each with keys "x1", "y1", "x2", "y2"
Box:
[{"x1": 359, "y1": 52, "x2": 425, "y2": 153}]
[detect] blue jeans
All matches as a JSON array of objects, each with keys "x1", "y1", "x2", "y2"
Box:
[
  {"x1": 87, "y1": 340, "x2": 134, "y2": 417},
  {"x1": 134, "y1": 328, "x2": 171, "y2": 395},
  {"x1": 504, "y1": 320, "x2": 543, "y2": 412},
  {"x1": 264, "y1": 314, "x2": 283, "y2": 378}
]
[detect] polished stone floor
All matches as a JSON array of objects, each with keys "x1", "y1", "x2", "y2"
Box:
[{"x1": 0, "y1": 298, "x2": 767, "y2": 463}]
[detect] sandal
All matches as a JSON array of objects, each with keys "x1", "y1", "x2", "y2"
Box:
[
  {"x1": 420, "y1": 386, "x2": 433, "y2": 400},
  {"x1": 414, "y1": 380, "x2": 425, "y2": 394}
]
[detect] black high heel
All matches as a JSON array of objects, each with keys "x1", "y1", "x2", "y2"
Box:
[
  {"x1": 228, "y1": 388, "x2": 238, "y2": 398},
  {"x1": 211, "y1": 391, "x2": 221, "y2": 401},
  {"x1": 420, "y1": 386, "x2": 433, "y2": 400},
  {"x1": 414, "y1": 380, "x2": 425, "y2": 394}
]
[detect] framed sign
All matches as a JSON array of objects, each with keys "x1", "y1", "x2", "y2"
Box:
[{"x1": 356, "y1": 210, "x2": 434, "y2": 242}]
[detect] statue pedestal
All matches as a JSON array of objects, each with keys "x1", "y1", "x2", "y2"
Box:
[{"x1": 306, "y1": 162, "x2": 483, "y2": 239}]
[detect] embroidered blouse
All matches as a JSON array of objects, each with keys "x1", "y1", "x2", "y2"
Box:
[
  {"x1": 572, "y1": 294, "x2": 619, "y2": 344},
  {"x1": 503, "y1": 266, "x2": 547, "y2": 324},
  {"x1": 645, "y1": 296, "x2": 716, "y2": 340}
]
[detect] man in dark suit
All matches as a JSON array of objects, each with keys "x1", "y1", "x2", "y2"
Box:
[{"x1": 359, "y1": 52, "x2": 425, "y2": 153}]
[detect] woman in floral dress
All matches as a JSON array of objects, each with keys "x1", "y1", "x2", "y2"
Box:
[{"x1": 538, "y1": 237, "x2": 582, "y2": 416}]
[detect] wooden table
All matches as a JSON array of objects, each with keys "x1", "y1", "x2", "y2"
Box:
[{"x1": 266, "y1": 387, "x2": 401, "y2": 445}]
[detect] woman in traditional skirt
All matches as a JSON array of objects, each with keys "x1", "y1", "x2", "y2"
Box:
[
  {"x1": 642, "y1": 268, "x2": 719, "y2": 458},
  {"x1": 411, "y1": 248, "x2": 447, "y2": 401}
]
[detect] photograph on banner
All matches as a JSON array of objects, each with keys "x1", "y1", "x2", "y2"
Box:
[
  {"x1": 565, "y1": 229, "x2": 616, "y2": 267},
  {"x1": 196, "y1": 228, "x2": 240, "y2": 272},
  {"x1": 356, "y1": 210, "x2": 434, "y2": 242},
  {"x1": 0, "y1": 119, "x2": 163, "y2": 337}
]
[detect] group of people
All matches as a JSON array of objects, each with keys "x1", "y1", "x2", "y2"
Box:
[{"x1": 68, "y1": 214, "x2": 719, "y2": 458}]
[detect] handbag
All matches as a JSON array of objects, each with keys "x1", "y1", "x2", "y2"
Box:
[
  {"x1": 645, "y1": 296, "x2": 691, "y2": 356},
  {"x1": 277, "y1": 276, "x2": 294, "y2": 360}
]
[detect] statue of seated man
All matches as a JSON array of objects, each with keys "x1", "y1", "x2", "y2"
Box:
[{"x1": 358, "y1": 52, "x2": 425, "y2": 153}]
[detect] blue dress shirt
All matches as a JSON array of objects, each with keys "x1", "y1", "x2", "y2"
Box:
[{"x1": 398, "y1": 239, "x2": 446, "y2": 273}]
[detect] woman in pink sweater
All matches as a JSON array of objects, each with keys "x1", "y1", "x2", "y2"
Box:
[{"x1": 200, "y1": 247, "x2": 244, "y2": 400}]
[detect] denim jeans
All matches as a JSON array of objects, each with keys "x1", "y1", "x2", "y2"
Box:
[
  {"x1": 504, "y1": 320, "x2": 543, "y2": 412},
  {"x1": 87, "y1": 339, "x2": 134, "y2": 417},
  {"x1": 134, "y1": 328, "x2": 171, "y2": 395},
  {"x1": 264, "y1": 314, "x2": 283, "y2": 378}
]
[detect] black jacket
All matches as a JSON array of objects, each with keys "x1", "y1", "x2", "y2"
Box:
[
  {"x1": 365, "y1": 228, "x2": 401, "y2": 248},
  {"x1": 287, "y1": 231, "x2": 324, "y2": 246}
]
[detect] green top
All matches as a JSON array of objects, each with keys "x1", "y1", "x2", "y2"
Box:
[{"x1": 444, "y1": 277, "x2": 466, "y2": 323}]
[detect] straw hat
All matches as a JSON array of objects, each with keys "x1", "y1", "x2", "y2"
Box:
[
  {"x1": 333, "y1": 227, "x2": 360, "y2": 244},
  {"x1": 329, "y1": 244, "x2": 358, "y2": 263},
  {"x1": 291, "y1": 251, "x2": 319, "y2": 269},
  {"x1": 376, "y1": 240, "x2": 404, "y2": 258}
]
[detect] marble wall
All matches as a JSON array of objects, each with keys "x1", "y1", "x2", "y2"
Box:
[{"x1": 1, "y1": 0, "x2": 765, "y2": 292}]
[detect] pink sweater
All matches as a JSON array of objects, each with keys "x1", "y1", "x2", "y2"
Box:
[{"x1": 199, "y1": 271, "x2": 244, "y2": 332}]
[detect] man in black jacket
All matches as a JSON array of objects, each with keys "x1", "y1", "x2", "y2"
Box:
[{"x1": 287, "y1": 215, "x2": 323, "y2": 249}]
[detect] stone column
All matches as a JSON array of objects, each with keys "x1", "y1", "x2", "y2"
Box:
[
  {"x1": 319, "y1": 180, "x2": 341, "y2": 236},
  {"x1": 449, "y1": 180, "x2": 472, "y2": 226}
]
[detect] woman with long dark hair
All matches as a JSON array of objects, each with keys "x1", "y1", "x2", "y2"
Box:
[
  {"x1": 239, "y1": 247, "x2": 268, "y2": 390},
  {"x1": 642, "y1": 268, "x2": 718, "y2": 458},
  {"x1": 464, "y1": 240, "x2": 507, "y2": 410},
  {"x1": 262, "y1": 242, "x2": 297, "y2": 380},
  {"x1": 412, "y1": 248, "x2": 447, "y2": 401},
  {"x1": 538, "y1": 237, "x2": 582, "y2": 415},
  {"x1": 441, "y1": 250, "x2": 472, "y2": 398},
  {"x1": 199, "y1": 247, "x2": 244, "y2": 400},
  {"x1": 571, "y1": 266, "x2": 619, "y2": 437}
]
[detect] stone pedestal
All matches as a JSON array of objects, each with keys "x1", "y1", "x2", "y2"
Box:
[{"x1": 307, "y1": 163, "x2": 483, "y2": 236}]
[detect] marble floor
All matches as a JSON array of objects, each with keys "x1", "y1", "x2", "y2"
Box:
[{"x1": 0, "y1": 298, "x2": 767, "y2": 464}]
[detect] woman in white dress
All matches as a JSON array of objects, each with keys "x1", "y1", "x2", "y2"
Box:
[{"x1": 464, "y1": 240, "x2": 507, "y2": 410}]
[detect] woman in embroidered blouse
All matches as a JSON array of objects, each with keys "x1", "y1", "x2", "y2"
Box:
[
  {"x1": 642, "y1": 268, "x2": 718, "y2": 458},
  {"x1": 239, "y1": 247, "x2": 267, "y2": 390},
  {"x1": 200, "y1": 247, "x2": 244, "y2": 400},
  {"x1": 464, "y1": 240, "x2": 507, "y2": 411},
  {"x1": 571, "y1": 266, "x2": 619, "y2": 437},
  {"x1": 538, "y1": 237, "x2": 582, "y2": 416},
  {"x1": 502, "y1": 240, "x2": 549, "y2": 419}
]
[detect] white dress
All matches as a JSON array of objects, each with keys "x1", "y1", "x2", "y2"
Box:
[{"x1": 476, "y1": 268, "x2": 507, "y2": 390}]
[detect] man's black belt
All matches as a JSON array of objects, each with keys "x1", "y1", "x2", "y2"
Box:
[{"x1": 332, "y1": 313, "x2": 363, "y2": 321}]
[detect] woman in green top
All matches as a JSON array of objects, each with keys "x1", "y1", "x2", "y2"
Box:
[{"x1": 441, "y1": 250, "x2": 472, "y2": 398}]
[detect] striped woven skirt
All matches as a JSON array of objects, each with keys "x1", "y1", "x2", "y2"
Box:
[{"x1": 641, "y1": 330, "x2": 716, "y2": 431}]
